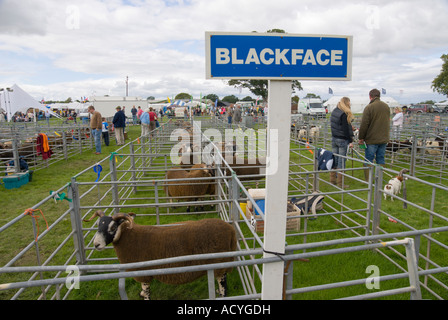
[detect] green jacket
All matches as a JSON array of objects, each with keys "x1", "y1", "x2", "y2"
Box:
[{"x1": 359, "y1": 97, "x2": 390, "y2": 144}]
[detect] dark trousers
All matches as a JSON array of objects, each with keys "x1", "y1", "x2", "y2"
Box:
[{"x1": 102, "y1": 131, "x2": 110, "y2": 146}]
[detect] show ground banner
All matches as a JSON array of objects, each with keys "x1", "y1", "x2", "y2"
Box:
[{"x1": 206, "y1": 32, "x2": 353, "y2": 81}]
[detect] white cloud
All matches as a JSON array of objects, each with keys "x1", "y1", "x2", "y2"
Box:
[{"x1": 0, "y1": 0, "x2": 447, "y2": 103}]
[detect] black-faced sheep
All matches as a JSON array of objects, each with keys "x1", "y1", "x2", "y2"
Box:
[
  {"x1": 386, "y1": 139, "x2": 413, "y2": 153},
  {"x1": 84, "y1": 211, "x2": 237, "y2": 300},
  {"x1": 165, "y1": 163, "x2": 212, "y2": 212}
]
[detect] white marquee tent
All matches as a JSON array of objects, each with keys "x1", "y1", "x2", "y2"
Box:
[
  {"x1": 324, "y1": 95, "x2": 401, "y2": 114},
  {"x1": 0, "y1": 84, "x2": 60, "y2": 121}
]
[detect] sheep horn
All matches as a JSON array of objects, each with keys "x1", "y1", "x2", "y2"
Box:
[
  {"x1": 83, "y1": 210, "x2": 105, "y2": 222},
  {"x1": 399, "y1": 169, "x2": 409, "y2": 176},
  {"x1": 112, "y1": 213, "x2": 134, "y2": 229}
]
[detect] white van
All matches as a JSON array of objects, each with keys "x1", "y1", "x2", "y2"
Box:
[{"x1": 297, "y1": 98, "x2": 326, "y2": 118}]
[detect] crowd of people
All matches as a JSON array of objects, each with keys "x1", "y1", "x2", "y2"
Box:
[
  {"x1": 87, "y1": 105, "x2": 160, "y2": 155},
  {"x1": 0, "y1": 109, "x2": 80, "y2": 123}
]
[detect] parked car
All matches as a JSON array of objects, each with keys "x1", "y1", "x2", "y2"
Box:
[
  {"x1": 433, "y1": 106, "x2": 445, "y2": 113},
  {"x1": 407, "y1": 104, "x2": 434, "y2": 114}
]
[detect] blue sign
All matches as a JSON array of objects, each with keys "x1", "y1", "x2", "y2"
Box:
[{"x1": 206, "y1": 32, "x2": 352, "y2": 80}]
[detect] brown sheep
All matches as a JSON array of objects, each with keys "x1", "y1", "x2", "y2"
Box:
[
  {"x1": 165, "y1": 163, "x2": 212, "y2": 212},
  {"x1": 84, "y1": 211, "x2": 237, "y2": 300},
  {"x1": 226, "y1": 156, "x2": 266, "y2": 185}
]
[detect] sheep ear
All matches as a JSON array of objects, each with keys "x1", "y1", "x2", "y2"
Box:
[{"x1": 127, "y1": 212, "x2": 136, "y2": 220}]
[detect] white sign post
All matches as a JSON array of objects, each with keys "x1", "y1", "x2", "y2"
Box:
[
  {"x1": 261, "y1": 80, "x2": 292, "y2": 299},
  {"x1": 206, "y1": 32, "x2": 352, "y2": 299}
]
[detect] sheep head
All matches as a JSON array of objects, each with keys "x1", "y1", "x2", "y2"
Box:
[{"x1": 84, "y1": 210, "x2": 135, "y2": 250}]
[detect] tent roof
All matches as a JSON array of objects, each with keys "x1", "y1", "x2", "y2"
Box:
[{"x1": 0, "y1": 84, "x2": 60, "y2": 121}]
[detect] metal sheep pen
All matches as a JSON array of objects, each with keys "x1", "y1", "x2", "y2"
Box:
[
  {"x1": 0, "y1": 116, "x2": 447, "y2": 300},
  {"x1": 0, "y1": 122, "x2": 108, "y2": 175}
]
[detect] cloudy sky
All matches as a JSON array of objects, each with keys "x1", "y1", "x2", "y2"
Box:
[{"x1": 0, "y1": 0, "x2": 447, "y2": 104}]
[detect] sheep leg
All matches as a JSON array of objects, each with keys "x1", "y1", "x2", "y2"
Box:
[
  {"x1": 140, "y1": 282, "x2": 151, "y2": 300},
  {"x1": 216, "y1": 274, "x2": 227, "y2": 297}
]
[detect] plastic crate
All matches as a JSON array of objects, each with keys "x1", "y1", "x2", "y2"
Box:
[
  {"x1": 246, "y1": 189, "x2": 301, "y2": 233},
  {"x1": 3, "y1": 172, "x2": 30, "y2": 189}
]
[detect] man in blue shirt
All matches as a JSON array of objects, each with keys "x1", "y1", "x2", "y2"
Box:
[{"x1": 140, "y1": 108, "x2": 150, "y2": 137}]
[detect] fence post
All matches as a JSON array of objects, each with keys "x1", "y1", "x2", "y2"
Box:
[
  {"x1": 154, "y1": 180, "x2": 160, "y2": 225},
  {"x1": 62, "y1": 131, "x2": 68, "y2": 160},
  {"x1": 230, "y1": 173, "x2": 239, "y2": 223},
  {"x1": 68, "y1": 178, "x2": 87, "y2": 266},
  {"x1": 410, "y1": 134, "x2": 417, "y2": 176},
  {"x1": 12, "y1": 137, "x2": 20, "y2": 173},
  {"x1": 109, "y1": 154, "x2": 120, "y2": 214},
  {"x1": 129, "y1": 142, "x2": 137, "y2": 193},
  {"x1": 312, "y1": 150, "x2": 318, "y2": 192},
  {"x1": 78, "y1": 128, "x2": 82, "y2": 154},
  {"x1": 372, "y1": 165, "x2": 383, "y2": 236},
  {"x1": 404, "y1": 238, "x2": 422, "y2": 300},
  {"x1": 284, "y1": 249, "x2": 294, "y2": 300},
  {"x1": 141, "y1": 135, "x2": 147, "y2": 170}
]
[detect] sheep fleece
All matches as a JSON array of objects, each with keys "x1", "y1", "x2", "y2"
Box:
[
  {"x1": 165, "y1": 164, "x2": 211, "y2": 199},
  {"x1": 113, "y1": 218, "x2": 236, "y2": 284}
]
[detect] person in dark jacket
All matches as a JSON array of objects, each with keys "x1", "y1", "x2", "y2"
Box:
[
  {"x1": 330, "y1": 97, "x2": 354, "y2": 188},
  {"x1": 358, "y1": 89, "x2": 390, "y2": 165},
  {"x1": 113, "y1": 106, "x2": 126, "y2": 145}
]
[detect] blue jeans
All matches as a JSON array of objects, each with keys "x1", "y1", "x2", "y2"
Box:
[
  {"x1": 331, "y1": 138, "x2": 349, "y2": 169},
  {"x1": 365, "y1": 143, "x2": 386, "y2": 165},
  {"x1": 92, "y1": 129, "x2": 101, "y2": 153}
]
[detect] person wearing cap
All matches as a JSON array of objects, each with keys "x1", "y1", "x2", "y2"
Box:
[
  {"x1": 88, "y1": 105, "x2": 102, "y2": 154},
  {"x1": 113, "y1": 106, "x2": 126, "y2": 145},
  {"x1": 140, "y1": 108, "x2": 150, "y2": 136}
]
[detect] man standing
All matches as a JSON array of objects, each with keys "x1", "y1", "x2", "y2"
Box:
[
  {"x1": 45, "y1": 109, "x2": 51, "y2": 126},
  {"x1": 113, "y1": 106, "x2": 126, "y2": 145},
  {"x1": 358, "y1": 89, "x2": 390, "y2": 180},
  {"x1": 131, "y1": 105, "x2": 138, "y2": 124},
  {"x1": 140, "y1": 108, "x2": 150, "y2": 136},
  {"x1": 148, "y1": 107, "x2": 157, "y2": 133},
  {"x1": 233, "y1": 104, "x2": 242, "y2": 124},
  {"x1": 88, "y1": 106, "x2": 102, "y2": 155}
]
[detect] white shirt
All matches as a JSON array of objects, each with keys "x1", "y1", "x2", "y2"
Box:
[{"x1": 392, "y1": 112, "x2": 403, "y2": 127}]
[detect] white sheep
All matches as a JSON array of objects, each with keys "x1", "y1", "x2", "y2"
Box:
[{"x1": 309, "y1": 126, "x2": 320, "y2": 143}]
